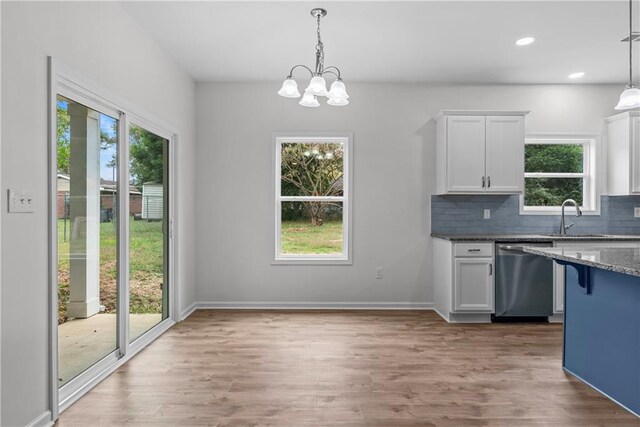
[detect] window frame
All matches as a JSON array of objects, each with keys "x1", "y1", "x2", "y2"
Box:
[
  {"x1": 272, "y1": 133, "x2": 353, "y2": 265},
  {"x1": 519, "y1": 134, "x2": 600, "y2": 215}
]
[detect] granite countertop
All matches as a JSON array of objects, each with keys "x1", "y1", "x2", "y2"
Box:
[
  {"x1": 523, "y1": 246, "x2": 640, "y2": 278},
  {"x1": 431, "y1": 233, "x2": 640, "y2": 242}
]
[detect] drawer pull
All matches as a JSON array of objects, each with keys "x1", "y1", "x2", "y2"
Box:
[{"x1": 468, "y1": 249, "x2": 481, "y2": 252}]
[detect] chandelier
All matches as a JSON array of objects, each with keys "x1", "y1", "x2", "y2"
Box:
[
  {"x1": 615, "y1": 0, "x2": 640, "y2": 110},
  {"x1": 277, "y1": 8, "x2": 349, "y2": 107}
]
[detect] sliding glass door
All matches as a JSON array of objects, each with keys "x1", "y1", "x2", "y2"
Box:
[
  {"x1": 128, "y1": 124, "x2": 170, "y2": 342},
  {"x1": 52, "y1": 74, "x2": 174, "y2": 412},
  {"x1": 56, "y1": 95, "x2": 120, "y2": 386}
]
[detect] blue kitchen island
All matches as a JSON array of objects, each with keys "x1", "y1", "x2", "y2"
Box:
[{"x1": 524, "y1": 246, "x2": 640, "y2": 417}]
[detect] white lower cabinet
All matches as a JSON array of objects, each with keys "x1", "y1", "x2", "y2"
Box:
[
  {"x1": 453, "y1": 258, "x2": 494, "y2": 312},
  {"x1": 433, "y1": 239, "x2": 494, "y2": 323}
]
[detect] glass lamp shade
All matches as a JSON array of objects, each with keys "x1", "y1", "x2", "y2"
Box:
[
  {"x1": 277, "y1": 78, "x2": 301, "y2": 98},
  {"x1": 615, "y1": 85, "x2": 640, "y2": 110},
  {"x1": 327, "y1": 97, "x2": 349, "y2": 107},
  {"x1": 299, "y1": 92, "x2": 320, "y2": 108},
  {"x1": 327, "y1": 80, "x2": 349, "y2": 99},
  {"x1": 305, "y1": 76, "x2": 328, "y2": 96}
]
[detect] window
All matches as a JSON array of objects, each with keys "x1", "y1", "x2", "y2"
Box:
[
  {"x1": 521, "y1": 136, "x2": 598, "y2": 214},
  {"x1": 273, "y1": 134, "x2": 352, "y2": 264}
]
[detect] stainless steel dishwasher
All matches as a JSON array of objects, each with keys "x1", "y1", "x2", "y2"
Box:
[{"x1": 494, "y1": 242, "x2": 554, "y2": 320}]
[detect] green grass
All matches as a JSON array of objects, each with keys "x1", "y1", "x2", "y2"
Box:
[
  {"x1": 57, "y1": 219, "x2": 165, "y2": 324},
  {"x1": 281, "y1": 220, "x2": 343, "y2": 254}
]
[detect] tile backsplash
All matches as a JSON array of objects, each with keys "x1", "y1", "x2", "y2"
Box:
[{"x1": 431, "y1": 195, "x2": 640, "y2": 235}]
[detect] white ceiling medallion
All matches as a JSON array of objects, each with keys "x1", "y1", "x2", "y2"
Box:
[
  {"x1": 277, "y1": 8, "x2": 349, "y2": 108},
  {"x1": 615, "y1": 0, "x2": 640, "y2": 110}
]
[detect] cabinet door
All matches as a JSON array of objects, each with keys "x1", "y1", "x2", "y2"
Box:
[
  {"x1": 631, "y1": 117, "x2": 640, "y2": 193},
  {"x1": 446, "y1": 116, "x2": 486, "y2": 192},
  {"x1": 453, "y1": 258, "x2": 494, "y2": 312},
  {"x1": 485, "y1": 116, "x2": 524, "y2": 193}
]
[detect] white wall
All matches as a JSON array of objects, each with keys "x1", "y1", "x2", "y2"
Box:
[
  {"x1": 195, "y1": 82, "x2": 621, "y2": 306},
  {"x1": 1, "y1": 2, "x2": 196, "y2": 425}
]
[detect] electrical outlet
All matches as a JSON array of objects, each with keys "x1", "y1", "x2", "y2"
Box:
[
  {"x1": 635, "y1": 207, "x2": 640, "y2": 218},
  {"x1": 8, "y1": 190, "x2": 34, "y2": 213},
  {"x1": 376, "y1": 268, "x2": 384, "y2": 279},
  {"x1": 484, "y1": 209, "x2": 491, "y2": 219}
]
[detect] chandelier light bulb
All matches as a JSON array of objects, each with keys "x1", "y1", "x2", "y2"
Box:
[
  {"x1": 277, "y1": 78, "x2": 301, "y2": 98},
  {"x1": 327, "y1": 80, "x2": 349, "y2": 99},
  {"x1": 615, "y1": 85, "x2": 640, "y2": 110},
  {"x1": 327, "y1": 97, "x2": 349, "y2": 107},
  {"x1": 299, "y1": 92, "x2": 320, "y2": 108},
  {"x1": 306, "y1": 76, "x2": 328, "y2": 96}
]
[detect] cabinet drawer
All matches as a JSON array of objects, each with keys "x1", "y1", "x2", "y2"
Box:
[{"x1": 454, "y1": 243, "x2": 493, "y2": 257}]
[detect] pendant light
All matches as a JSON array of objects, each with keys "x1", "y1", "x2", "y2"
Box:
[
  {"x1": 615, "y1": 0, "x2": 640, "y2": 110},
  {"x1": 277, "y1": 8, "x2": 349, "y2": 108}
]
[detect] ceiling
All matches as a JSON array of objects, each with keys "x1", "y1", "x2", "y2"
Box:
[{"x1": 120, "y1": 1, "x2": 639, "y2": 84}]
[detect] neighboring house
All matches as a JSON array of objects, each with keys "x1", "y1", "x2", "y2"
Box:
[
  {"x1": 141, "y1": 182, "x2": 164, "y2": 220},
  {"x1": 56, "y1": 173, "x2": 143, "y2": 219}
]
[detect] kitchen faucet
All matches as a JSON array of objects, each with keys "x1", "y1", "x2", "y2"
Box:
[{"x1": 559, "y1": 199, "x2": 582, "y2": 235}]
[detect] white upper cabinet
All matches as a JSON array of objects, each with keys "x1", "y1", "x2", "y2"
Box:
[
  {"x1": 435, "y1": 111, "x2": 528, "y2": 195},
  {"x1": 446, "y1": 116, "x2": 486, "y2": 192},
  {"x1": 605, "y1": 112, "x2": 640, "y2": 195},
  {"x1": 485, "y1": 116, "x2": 525, "y2": 193}
]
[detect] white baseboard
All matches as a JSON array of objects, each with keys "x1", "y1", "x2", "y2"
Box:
[
  {"x1": 184, "y1": 301, "x2": 434, "y2": 313},
  {"x1": 548, "y1": 313, "x2": 564, "y2": 323},
  {"x1": 26, "y1": 410, "x2": 53, "y2": 427},
  {"x1": 180, "y1": 301, "x2": 198, "y2": 321},
  {"x1": 433, "y1": 308, "x2": 492, "y2": 324}
]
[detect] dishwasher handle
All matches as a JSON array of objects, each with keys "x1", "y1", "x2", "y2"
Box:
[
  {"x1": 497, "y1": 245, "x2": 527, "y2": 253},
  {"x1": 497, "y1": 243, "x2": 553, "y2": 254}
]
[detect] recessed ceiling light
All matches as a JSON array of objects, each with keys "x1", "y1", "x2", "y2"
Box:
[
  {"x1": 568, "y1": 72, "x2": 586, "y2": 79},
  {"x1": 515, "y1": 37, "x2": 536, "y2": 46}
]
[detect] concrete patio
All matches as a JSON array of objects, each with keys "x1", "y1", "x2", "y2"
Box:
[{"x1": 58, "y1": 313, "x2": 162, "y2": 386}]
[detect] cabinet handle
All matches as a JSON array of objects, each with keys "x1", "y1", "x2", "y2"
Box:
[
  {"x1": 468, "y1": 249, "x2": 481, "y2": 252},
  {"x1": 482, "y1": 176, "x2": 486, "y2": 188},
  {"x1": 487, "y1": 176, "x2": 491, "y2": 188},
  {"x1": 489, "y1": 264, "x2": 493, "y2": 276}
]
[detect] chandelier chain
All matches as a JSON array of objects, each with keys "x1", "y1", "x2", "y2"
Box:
[{"x1": 316, "y1": 14, "x2": 325, "y2": 74}]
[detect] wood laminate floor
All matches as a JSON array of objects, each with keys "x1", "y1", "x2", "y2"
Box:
[{"x1": 57, "y1": 310, "x2": 640, "y2": 426}]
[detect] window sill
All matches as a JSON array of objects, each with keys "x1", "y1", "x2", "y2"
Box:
[
  {"x1": 519, "y1": 207, "x2": 600, "y2": 216},
  {"x1": 272, "y1": 257, "x2": 352, "y2": 266}
]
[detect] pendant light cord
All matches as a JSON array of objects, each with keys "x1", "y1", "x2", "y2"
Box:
[{"x1": 629, "y1": 0, "x2": 634, "y2": 86}]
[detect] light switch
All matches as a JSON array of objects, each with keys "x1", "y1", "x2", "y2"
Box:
[
  {"x1": 484, "y1": 209, "x2": 491, "y2": 219},
  {"x1": 8, "y1": 190, "x2": 35, "y2": 213}
]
